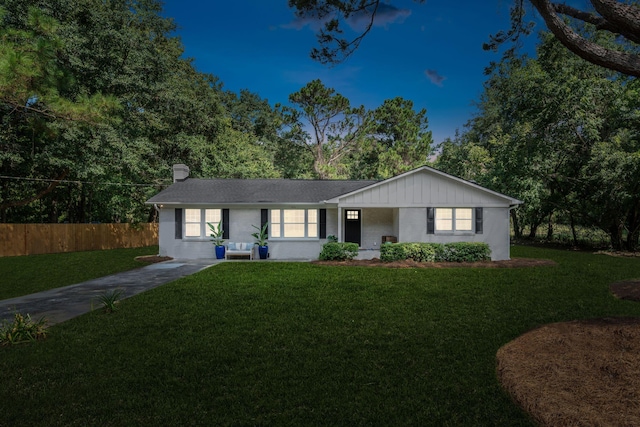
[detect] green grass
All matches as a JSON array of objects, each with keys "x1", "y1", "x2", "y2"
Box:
[
  {"x1": 1, "y1": 246, "x2": 639, "y2": 426},
  {"x1": 0, "y1": 246, "x2": 159, "y2": 300}
]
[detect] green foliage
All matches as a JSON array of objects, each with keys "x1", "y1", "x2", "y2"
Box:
[
  {"x1": 207, "y1": 221, "x2": 224, "y2": 246},
  {"x1": 280, "y1": 79, "x2": 368, "y2": 179},
  {"x1": 403, "y1": 242, "x2": 438, "y2": 262},
  {"x1": 437, "y1": 31, "x2": 640, "y2": 251},
  {"x1": 0, "y1": 313, "x2": 47, "y2": 346},
  {"x1": 96, "y1": 289, "x2": 123, "y2": 314},
  {"x1": 318, "y1": 242, "x2": 359, "y2": 260},
  {"x1": 380, "y1": 242, "x2": 407, "y2": 262},
  {"x1": 348, "y1": 97, "x2": 433, "y2": 179},
  {"x1": 439, "y1": 242, "x2": 492, "y2": 262},
  {"x1": 251, "y1": 223, "x2": 269, "y2": 246},
  {"x1": 326, "y1": 234, "x2": 338, "y2": 243},
  {"x1": 381, "y1": 242, "x2": 491, "y2": 262}
]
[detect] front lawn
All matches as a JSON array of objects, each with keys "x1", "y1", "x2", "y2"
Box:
[
  {"x1": 1, "y1": 246, "x2": 639, "y2": 425},
  {"x1": 0, "y1": 246, "x2": 159, "y2": 300}
]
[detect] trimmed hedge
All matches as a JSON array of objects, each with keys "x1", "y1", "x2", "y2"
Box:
[
  {"x1": 380, "y1": 242, "x2": 491, "y2": 263},
  {"x1": 319, "y1": 242, "x2": 359, "y2": 261}
]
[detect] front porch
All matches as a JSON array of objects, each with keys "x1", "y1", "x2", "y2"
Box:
[{"x1": 336, "y1": 207, "x2": 399, "y2": 250}]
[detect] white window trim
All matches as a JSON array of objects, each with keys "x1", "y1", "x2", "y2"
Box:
[
  {"x1": 270, "y1": 208, "x2": 319, "y2": 240},
  {"x1": 183, "y1": 208, "x2": 221, "y2": 240},
  {"x1": 435, "y1": 207, "x2": 474, "y2": 234}
]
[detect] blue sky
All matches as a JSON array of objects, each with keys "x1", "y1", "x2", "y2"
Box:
[{"x1": 161, "y1": 1, "x2": 541, "y2": 144}]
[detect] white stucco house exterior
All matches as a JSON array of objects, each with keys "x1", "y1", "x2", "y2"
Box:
[{"x1": 146, "y1": 164, "x2": 522, "y2": 261}]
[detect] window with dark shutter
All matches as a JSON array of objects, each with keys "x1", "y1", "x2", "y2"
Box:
[
  {"x1": 222, "y1": 209, "x2": 230, "y2": 239},
  {"x1": 319, "y1": 209, "x2": 327, "y2": 238},
  {"x1": 426, "y1": 207, "x2": 434, "y2": 234},
  {"x1": 175, "y1": 209, "x2": 183, "y2": 239},
  {"x1": 475, "y1": 207, "x2": 483, "y2": 234},
  {"x1": 261, "y1": 209, "x2": 268, "y2": 236}
]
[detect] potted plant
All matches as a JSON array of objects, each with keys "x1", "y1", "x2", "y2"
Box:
[
  {"x1": 207, "y1": 221, "x2": 226, "y2": 259},
  {"x1": 251, "y1": 223, "x2": 269, "y2": 259}
]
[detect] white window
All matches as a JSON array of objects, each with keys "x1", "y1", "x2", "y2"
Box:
[
  {"x1": 435, "y1": 208, "x2": 453, "y2": 231},
  {"x1": 184, "y1": 208, "x2": 221, "y2": 238},
  {"x1": 455, "y1": 208, "x2": 473, "y2": 231},
  {"x1": 271, "y1": 209, "x2": 318, "y2": 239},
  {"x1": 435, "y1": 208, "x2": 473, "y2": 232}
]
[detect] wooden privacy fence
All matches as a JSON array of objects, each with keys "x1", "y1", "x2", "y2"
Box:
[{"x1": 0, "y1": 223, "x2": 158, "y2": 257}]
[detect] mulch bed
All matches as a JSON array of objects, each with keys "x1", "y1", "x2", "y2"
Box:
[
  {"x1": 497, "y1": 317, "x2": 640, "y2": 427},
  {"x1": 311, "y1": 257, "x2": 557, "y2": 268},
  {"x1": 135, "y1": 255, "x2": 173, "y2": 264}
]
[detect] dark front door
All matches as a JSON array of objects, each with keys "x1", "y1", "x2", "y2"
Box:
[{"x1": 344, "y1": 209, "x2": 361, "y2": 246}]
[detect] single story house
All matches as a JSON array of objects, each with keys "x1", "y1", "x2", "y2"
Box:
[{"x1": 146, "y1": 164, "x2": 522, "y2": 261}]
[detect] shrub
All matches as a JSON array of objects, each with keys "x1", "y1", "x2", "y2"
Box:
[
  {"x1": 381, "y1": 242, "x2": 491, "y2": 263},
  {"x1": 0, "y1": 313, "x2": 48, "y2": 346},
  {"x1": 380, "y1": 242, "x2": 406, "y2": 261},
  {"x1": 404, "y1": 243, "x2": 438, "y2": 262},
  {"x1": 319, "y1": 242, "x2": 359, "y2": 261},
  {"x1": 97, "y1": 289, "x2": 124, "y2": 313},
  {"x1": 441, "y1": 242, "x2": 491, "y2": 262}
]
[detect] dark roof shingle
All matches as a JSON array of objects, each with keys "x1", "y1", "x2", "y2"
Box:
[{"x1": 146, "y1": 178, "x2": 378, "y2": 204}]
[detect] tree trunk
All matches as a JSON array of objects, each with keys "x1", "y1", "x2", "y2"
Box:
[
  {"x1": 528, "y1": 223, "x2": 539, "y2": 239},
  {"x1": 609, "y1": 223, "x2": 624, "y2": 251},
  {"x1": 546, "y1": 211, "x2": 554, "y2": 240},
  {"x1": 511, "y1": 210, "x2": 523, "y2": 239},
  {"x1": 569, "y1": 213, "x2": 578, "y2": 246},
  {"x1": 625, "y1": 203, "x2": 640, "y2": 251}
]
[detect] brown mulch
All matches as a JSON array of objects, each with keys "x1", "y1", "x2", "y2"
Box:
[
  {"x1": 498, "y1": 270, "x2": 640, "y2": 426},
  {"x1": 497, "y1": 317, "x2": 640, "y2": 427},
  {"x1": 311, "y1": 257, "x2": 556, "y2": 268},
  {"x1": 134, "y1": 255, "x2": 173, "y2": 264}
]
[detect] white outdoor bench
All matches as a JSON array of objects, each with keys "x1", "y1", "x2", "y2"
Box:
[{"x1": 225, "y1": 242, "x2": 254, "y2": 260}]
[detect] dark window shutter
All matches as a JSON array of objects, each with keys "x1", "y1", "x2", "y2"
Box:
[
  {"x1": 261, "y1": 209, "x2": 268, "y2": 235},
  {"x1": 426, "y1": 207, "x2": 434, "y2": 234},
  {"x1": 175, "y1": 209, "x2": 183, "y2": 239},
  {"x1": 319, "y1": 209, "x2": 327, "y2": 238},
  {"x1": 475, "y1": 207, "x2": 483, "y2": 234},
  {"x1": 222, "y1": 209, "x2": 230, "y2": 239}
]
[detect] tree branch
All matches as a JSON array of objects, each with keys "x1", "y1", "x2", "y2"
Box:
[
  {"x1": 0, "y1": 169, "x2": 69, "y2": 210},
  {"x1": 590, "y1": 0, "x2": 640, "y2": 41},
  {"x1": 530, "y1": 0, "x2": 640, "y2": 77},
  {"x1": 554, "y1": 1, "x2": 640, "y2": 44}
]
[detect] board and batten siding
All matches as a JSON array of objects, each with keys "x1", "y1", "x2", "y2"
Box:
[{"x1": 338, "y1": 170, "x2": 510, "y2": 208}]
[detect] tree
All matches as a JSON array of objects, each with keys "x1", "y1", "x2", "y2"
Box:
[
  {"x1": 348, "y1": 97, "x2": 433, "y2": 179},
  {"x1": 288, "y1": 0, "x2": 640, "y2": 76},
  {"x1": 437, "y1": 32, "x2": 640, "y2": 250},
  {"x1": 1, "y1": 0, "x2": 280, "y2": 223},
  {"x1": 279, "y1": 79, "x2": 369, "y2": 179}
]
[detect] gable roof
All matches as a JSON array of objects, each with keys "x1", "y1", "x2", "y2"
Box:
[
  {"x1": 325, "y1": 166, "x2": 523, "y2": 206},
  {"x1": 146, "y1": 178, "x2": 379, "y2": 205}
]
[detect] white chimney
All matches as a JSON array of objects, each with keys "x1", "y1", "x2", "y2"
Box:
[{"x1": 172, "y1": 164, "x2": 190, "y2": 182}]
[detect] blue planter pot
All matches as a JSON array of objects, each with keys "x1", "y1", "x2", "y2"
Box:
[
  {"x1": 258, "y1": 245, "x2": 268, "y2": 259},
  {"x1": 215, "y1": 245, "x2": 226, "y2": 260}
]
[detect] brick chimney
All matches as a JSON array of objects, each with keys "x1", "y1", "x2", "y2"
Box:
[{"x1": 172, "y1": 164, "x2": 190, "y2": 182}]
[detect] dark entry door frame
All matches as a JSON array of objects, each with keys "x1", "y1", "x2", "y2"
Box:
[{"x1": 344, "y1": 209, "x2": 362, "y2": 246}]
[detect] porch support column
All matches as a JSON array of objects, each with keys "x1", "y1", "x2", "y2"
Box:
[{"x1": 337, "y1": 206, "x2": 343, "y2": 242}]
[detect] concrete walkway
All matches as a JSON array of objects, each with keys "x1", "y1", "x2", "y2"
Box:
[{"x1": 0, "y1": 259, "x2": 220, "y2": 326}]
